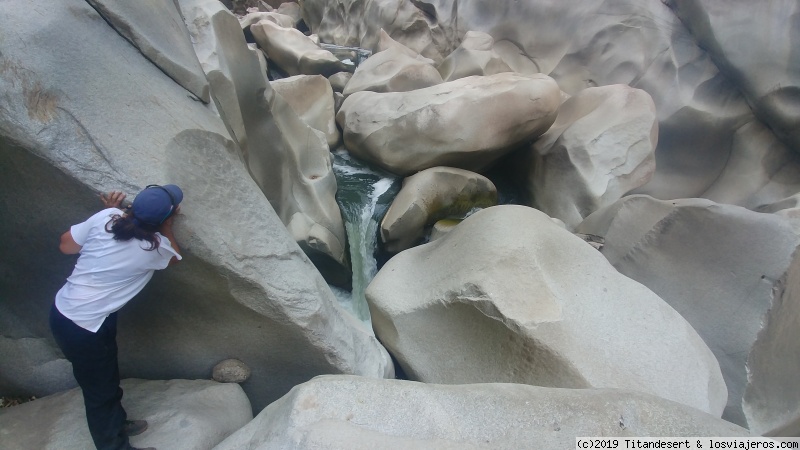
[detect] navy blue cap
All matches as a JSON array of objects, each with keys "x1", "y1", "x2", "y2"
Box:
[{"x1": 131, "y1": 184, "x2": 183, "y2": 226}]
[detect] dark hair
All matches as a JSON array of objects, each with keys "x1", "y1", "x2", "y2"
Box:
[{"x1": 105, "y1": 213, "x2": 161, "y2": 250}]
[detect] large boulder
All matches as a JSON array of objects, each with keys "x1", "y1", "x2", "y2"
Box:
[
  {"x1": 85, "y1": 0, "x2": 211, "y2": 103},
  {"x1": 527, "y1": 84, "x2": 658, "y2": 229},
  {"x1": 437, "y1": 31, "x2": 513, "y2": 82},
  {"x1": 215, "y1": 375, "x2": 748, "y2": 450},
  {"x1": 380, "y1": 167, "x2": 497, "y2": 252},
  {"x1": 343, "y1": 31, "x2": 443, "y2": 96},
  {"x1": 180, "y1": 0, "x2": 349, "y2": 285},
  {"x1": 0, "y1": 379, "x2": 252, "y2": 450},
  {"x1": 301, "y1": 0, "x2": 800, "y2": 206},
  {"x1": 577, "y1": 195, "x2": 800, "y2": 430},
  {"x1": 271, "y1": 75, "x2": 340, "y2": 148},
  {"x1": 367, "y1": 205, "x2": 727, "y2": 415},
  {"x1": 0, "y1": 0, "x2": 392, "y2": 411},
  {"x1": 250, "y1": 19, "x2": 348, "y2": 77},
  {"x1": 337, "y1": 72, "x2": 561, "y2": 176}
]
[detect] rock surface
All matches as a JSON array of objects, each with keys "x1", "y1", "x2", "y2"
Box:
[
  {"x1": 527, "y1": 84, "x2": 658, "y2": 229},
  {"x1": 301, "y1": 0, "x2": 800, "y2": 206},
  {"x1": 380, "y1": 167, "x2": 497, "y2": 252},
  {"x1": 743, "y1": 249, "x2": 800, "y2": 436},
  {"x1": 251, "y1": 19, "x2": 347, "y2": 76},
  {"x1": 181, "y1": 0, "x2": 350, "y2": 284},
  {"x1": 343, "y1": 33, "x2": 443, "y2": 96},
  {"x1": 271, "y1": 74, "x2": 340, "y2": 148},
  {"x1": 437, "y1": 31, "x2": 512, "y2": 82},
  {"x1": 0, "y1": 379, "x2": 252, "y2": 450},
  {"x1": 337, "y1": 73, "x2": 561, "y2": 176},
  {"x1": 367, "y1": 205, "x2": 727, "y2": 415},
  {"x1": 213, "y1": 359, "x2": 252, "y2": 383},
  {"x1": 214, "y1": 375, "x2": 748, "y2": 450},
  {"x1": 86, "y1": 0, "x2": 211, "y2": 103},
  {"x1": 577, "y1": 195, "x2": 800, "y2": 428},
  {"x1": 239, "y1": 11, "x2": 296, "y2": 30},
  {"x1": 665, "y1": 0, "x2": 800, "y2": 153},
  {"x1": 0, "y1": 0, "x2": 391, "y2": 411}
]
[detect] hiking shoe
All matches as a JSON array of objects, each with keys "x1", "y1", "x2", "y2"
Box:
[{"x1": 123, "y1": 419, "x2": 148, "y2": 437}]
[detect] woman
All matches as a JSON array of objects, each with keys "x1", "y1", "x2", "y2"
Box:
[{"x1": 49, "y1": 185, "x2": 183, "y2": 450}]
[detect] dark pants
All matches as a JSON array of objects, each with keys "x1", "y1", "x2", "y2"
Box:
[{"x1": 50, "y1": 305, "x2": 130, "y2": 450}]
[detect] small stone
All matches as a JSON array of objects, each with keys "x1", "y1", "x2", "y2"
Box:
[{"x1": 212, "y1": 359, "x2": 252, "y2": 383}]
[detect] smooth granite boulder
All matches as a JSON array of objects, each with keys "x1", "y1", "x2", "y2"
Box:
[
  {"x1": 380, "y1": 167, "x2": 497, "y2": 252},
  {"x1": 327, "y1": 72, "x2": 352, "y2": 93},
  {"x1": 0, "y1": 379, "x2": 252, "y2": 450},
  {"x1": 250, "y1": 19, "x2": 348, "y2": 77},
  {"x1": 271, "y1": 75, "x2": 340, "y2": 148},
  {"x1": 301, "y1": 0, "x2": 800, "y2": 206},
  {"x1": 0, "y1": 0, "x2": 391, "y2": 411},
  {"x1": 214, "y1": 375, "x2": 748, "y2": 450},
  {"x1": 343, "y1": 31, "x2": 443, "y2": 96},
  {"x1": 337, "y1": 72, "x2": 561, "y2": 176},
  {"x1": 577, "y1": 195, "x2": 800, "y2": 429},
  {"x1": 527, "y1": 84, "x2": 658, "y2": 229},
  {"x1": 86, "y1": 0, "x2": 211, "y2": 103},
  {"x1": 437, "y1": 31, "x2": 512, "y2": 82},
  {"x1": 367, "y1": 205, "x2": 727, "y2": 415},
  {"x1": 180, "y1": 0, "x2": 349, "y2": 284}
]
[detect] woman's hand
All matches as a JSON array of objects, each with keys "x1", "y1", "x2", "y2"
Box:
[{"x1": 99, "y1": 191, "x2": 127, "y2": 209}]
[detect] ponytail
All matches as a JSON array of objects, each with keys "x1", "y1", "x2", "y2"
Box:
[{"x1": 105, "y1": 213, "x2": 161, "y2": 250}]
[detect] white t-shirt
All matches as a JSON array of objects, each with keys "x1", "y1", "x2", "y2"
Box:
[{"x1": 55, "y1": 208, "x2": 182, "y2": 332}]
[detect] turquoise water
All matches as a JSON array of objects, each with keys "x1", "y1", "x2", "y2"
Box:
[{"x1": 331, "y1": 149, "x2": 400, "y2": 324}]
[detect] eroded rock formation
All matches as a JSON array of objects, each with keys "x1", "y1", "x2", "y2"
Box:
[{"x1": 368, "y1": 205, "x2": 727, "y2": 416}]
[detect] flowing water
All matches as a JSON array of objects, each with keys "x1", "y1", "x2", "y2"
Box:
[{"x1": 330, "y1": 149, "x2": 400, "y2": 324}]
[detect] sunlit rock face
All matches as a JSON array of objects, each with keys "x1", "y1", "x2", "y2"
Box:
[
  {"x1": 300, "y1": 0, "x2": 800, "y2": 208},
  {"x1": 367, "y1": 205, "x2": 728, "y2": 416},
  {"x1": 337, "y1": 72, "x2": 561, "y2": 176},
  {"x1": 577, "y1": 195, "x2": 800, "y2": 429},
  {"x1": 271, "y1": 74, "x2": 341, "y2": 149},
  {"x1": 380, "y1": 167, "x2": 497, "y2": 253},
  {"x1": 0, "y1": 0, "x2": 392, "y2": 412},
  {"x1": 250, "y1": 19, "x2": 348, "y2": 77},
  {"x1": 181, "y1": 0, "x2": 349, "y2": 284}
]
